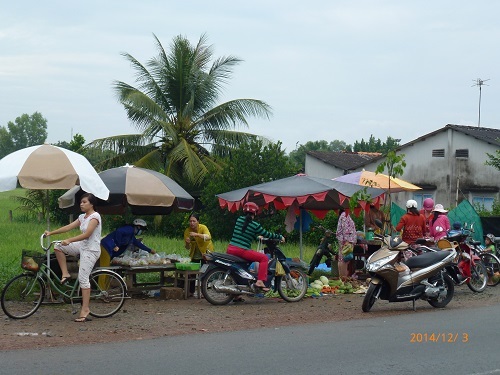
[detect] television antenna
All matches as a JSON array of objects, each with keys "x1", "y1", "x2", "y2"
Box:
[{"x1": 472, "y1": 78, "x2": 490, "y2": 127}]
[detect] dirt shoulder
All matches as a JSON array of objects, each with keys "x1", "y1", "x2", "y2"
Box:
[{"x1": 1, "y1": 285, "x2": 498, "y2": 351}]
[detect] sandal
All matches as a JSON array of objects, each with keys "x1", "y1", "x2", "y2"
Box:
[
  {"x1": 74, "y1": 316, "x2": 92, "y2": 322},
  {"x1": 254, "y1": 282, "x2": 269, "y2": 292},
  {"x1": 60, "y1": 276, "x2": 72, "y2": 285}
]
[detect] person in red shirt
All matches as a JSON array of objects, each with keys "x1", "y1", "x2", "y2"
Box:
[
  {"x1": 419, "y1": 198, "x2": 434, "y2": 237},
  {"x1": 396, "y1": 200, "x2": 426, "y2": 245}
]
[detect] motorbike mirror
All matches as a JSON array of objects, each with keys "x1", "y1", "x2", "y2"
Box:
[{"x1": 374, "y1": 219, "x2": 384, "y2": 229}]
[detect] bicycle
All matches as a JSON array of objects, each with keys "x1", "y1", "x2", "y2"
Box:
[
  {"x1": 1, "y1": 235, "x2": 128, "y2": 319},
  {"x1": 468, "y1": 239, "x2": 500, "y2": 287}
]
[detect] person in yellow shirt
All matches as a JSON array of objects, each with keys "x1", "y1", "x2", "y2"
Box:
[
  {"x1": 183, "y1": 213, "x2": 214, "y2": 296},
  {"x1": 184, "y1": 213, "x2": 214, "y2": 261}
]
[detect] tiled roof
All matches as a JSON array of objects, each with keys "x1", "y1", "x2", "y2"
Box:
[
  {"x1": 447, "y1": 124, "x2": 500, "y2": 146},
  {"x1": 401, "y1": 124, "x2": 500, "y2": 148},
  {"x1": 307, "y1": 150, "x2": 381, "y2": 171},
  {"x1": 307, "y1": 124, "x2": 499, "y2": 170}
]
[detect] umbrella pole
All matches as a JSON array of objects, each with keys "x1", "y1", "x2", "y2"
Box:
[
  {"x1": 299, "y1": 209, "x2": 303, "y2": 261},
  {"x1": 43, "y1": 190, "x2": 60, "y2": 303}
]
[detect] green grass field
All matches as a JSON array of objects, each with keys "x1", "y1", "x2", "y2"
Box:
[{"x1": 0, "y1": 190, "x2": 319, "y2": 290}]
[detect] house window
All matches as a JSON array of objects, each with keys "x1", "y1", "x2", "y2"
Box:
[
  {"x1": 472, "y1": 196, "x2": 494, "y2": 211},
  {"x1": 413, "y1": 193, "x2": 434, "y2": 209},
  {"x1": 432, "y1": 149, "x2": 445, "y2": 157},
  {"x1": 455, "y1": 149, "x2": 469, "y2": 158}
]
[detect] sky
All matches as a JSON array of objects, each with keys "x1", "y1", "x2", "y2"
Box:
[{"x1": 1, "y1": 1, "x2": 500, "y2": 154}]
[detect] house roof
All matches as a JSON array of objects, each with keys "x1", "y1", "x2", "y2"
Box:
[
  {"x1": 307, "y1": 150, "x2": 381, "y2": 171},
  {"x1": 402, "y1": 124, "x2": 500, "y2": 148},
  {"x1": 307, "y1": 124, "x2": 500, "y2": 170}
]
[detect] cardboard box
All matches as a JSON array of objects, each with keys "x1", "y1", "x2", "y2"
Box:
[{"x1": 160, "y1": 287, "x2": 184, "y2": 300}]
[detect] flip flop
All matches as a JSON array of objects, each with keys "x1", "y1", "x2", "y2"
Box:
[
  {"x1": 60, "y1": 276, "x2": 72, "y2": 285},
  {"x1": 74, "y1": 316, "x2": 92, "y2": 322},
  {"x1": 255, "y1": 285, "x2": 270, "y2": 292}
]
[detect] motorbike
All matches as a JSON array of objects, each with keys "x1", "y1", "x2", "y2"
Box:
[
  {"x1": 200, "y1": 238, "x2": 308, "y2": 305},
  {"x1": 362, "y1": 226, "x2": 457, "y2": 312},
  {"x1": 412, "y1": 224, "x2": 488, "y2": 293},
  {"x1": 307, "y1": 226, "x2": 335, "y2": 275}
]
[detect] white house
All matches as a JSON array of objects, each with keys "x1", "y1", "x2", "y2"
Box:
[{"x1": 305, "y1": 124, "x2": 500, "y2": 211}]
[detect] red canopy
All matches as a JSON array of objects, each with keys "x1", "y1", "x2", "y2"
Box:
[{"x1": 217, "y1": 174, "x2": 385, "y2": 218}]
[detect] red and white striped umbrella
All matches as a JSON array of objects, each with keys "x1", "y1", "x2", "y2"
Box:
[{"x1": 0, "y1": 144, "x2": 109, "y2": 200}]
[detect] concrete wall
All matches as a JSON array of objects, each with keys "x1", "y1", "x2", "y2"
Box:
[
  {"x1": 306, "y1": 128, "x2": 499, "y2": 210},
  {"x1": 305, "y1": 155, "x2": 343, "y2": 179}
]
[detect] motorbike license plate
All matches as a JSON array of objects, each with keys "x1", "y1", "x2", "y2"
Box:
[{"x1": 199, "y1": 264, "x2": 208, "y2": 273}]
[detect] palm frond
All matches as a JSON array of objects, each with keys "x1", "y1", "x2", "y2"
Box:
[
  {"x1": 110, "y1": 34, "x2": 273, "y2": 188},
  {"x1": 167, "y1": 139, "x2": 207, "y2": 185},
  {"x1": 196, "y1": 99, "x2": 272, "y2": 133}
]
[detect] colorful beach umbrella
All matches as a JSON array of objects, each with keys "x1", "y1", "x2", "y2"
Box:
[{"x1": 332, "y1": 170, "x2": 421, "y2": 193}]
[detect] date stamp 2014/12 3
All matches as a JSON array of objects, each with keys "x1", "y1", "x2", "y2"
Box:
[{"x1": 410, "y1": 333, "x2": 469, "y2": 343}]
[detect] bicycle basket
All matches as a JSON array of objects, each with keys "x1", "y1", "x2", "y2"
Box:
[{"x1": 21, "y1": 250, "x2": 45, "y2": 272}]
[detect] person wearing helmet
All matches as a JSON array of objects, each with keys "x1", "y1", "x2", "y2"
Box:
[
  {"x1": 101, "y1": 218, "x2": 156, "y2": 260},
  {"x1": 484, "y1": 233, "x2": 496, "y2": 253},
  {"x1": 395, "y1": 199, "x2": 426, "y2": 245},
  {"x1": 429, "y1": 204, "x2": 450, "y2": 242},
  {"x1": 419, "y1": 198, "x2": 434, "y2": 237},
  {"x1": 226, "y1": 202, "x2": 285, "y2": 292}
]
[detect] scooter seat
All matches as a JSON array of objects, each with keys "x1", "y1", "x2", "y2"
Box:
[
  {"x1": 405, "y1": 250, "x2": 451, "y2": 269},
  {"x1": 210, "y1": 252, "x2": 251, "y2": 265}
]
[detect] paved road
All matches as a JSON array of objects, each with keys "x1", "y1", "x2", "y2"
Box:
[{"x1": 1, "y1": 304, "x2": 499, "y2": 375}]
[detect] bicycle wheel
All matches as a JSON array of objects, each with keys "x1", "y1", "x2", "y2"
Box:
[
  {"x1": 277, "y1": 267, "x2": 308, "y2": 302},
  {"x1": 467, "y1": 261, "x2": 488, "y2": 293},
  {"x1": 88, "y1": 270, "x2": 127, "y2": 318},
  {"x1": 480, "y1": 253, "x2": 500, "y2": 287},
  {"x1": 1, "y1": 273, "x2": 44, "y2": 319}
]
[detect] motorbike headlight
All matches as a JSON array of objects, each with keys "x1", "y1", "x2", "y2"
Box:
[{"x1": 366, "y1": 254, "x2": 397, "y2": 272}]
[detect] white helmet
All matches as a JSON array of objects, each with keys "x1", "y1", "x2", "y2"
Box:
[
  {"x1": 133, "y1": 219, "x2": 147, "y2": 228},
  {"x1": 485, "y1": 233, "x2": 495, "y2": 242},
  {"x1": 406, "y1": 199, "x2": 418, "y2": 209}
]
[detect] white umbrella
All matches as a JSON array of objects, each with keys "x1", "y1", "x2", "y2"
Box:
[
  {"x1": 0, "y1": 144, "x2": 109, "y2": 200},
  {"x1": 0, "y1": 144, "x2": 109, "y2": 296}
]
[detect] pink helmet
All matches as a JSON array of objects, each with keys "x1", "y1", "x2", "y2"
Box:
[
  {"x1": 243, "y1": 202, "x2": 259, "y2": 214},
  {"x1": 423, "y1": 198, "x2": 434, "y2": 210}
]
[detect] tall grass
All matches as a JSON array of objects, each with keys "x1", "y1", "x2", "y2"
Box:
[{"x1": 0, "y1": 190, "x2": 318, "y2": 290}]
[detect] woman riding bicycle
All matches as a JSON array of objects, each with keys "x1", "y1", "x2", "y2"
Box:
[{"x1": 44, "y1": 193, "x2": 101, "y2": 322}]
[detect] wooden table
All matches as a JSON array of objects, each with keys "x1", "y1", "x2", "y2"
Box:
[
  {"x1": 174, "y1": 269, "x2": 202, "y2": 300},
  {"x1": 97, "y1": 264, "x2": 201, "y2": 299},
  {"x1": 103, "y1": 264, "x2": 177, "y2": 294}
]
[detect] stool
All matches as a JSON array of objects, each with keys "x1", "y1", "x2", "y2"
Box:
[{"x1": 174, "y1": 270, "x2": 201, "y2": 299}]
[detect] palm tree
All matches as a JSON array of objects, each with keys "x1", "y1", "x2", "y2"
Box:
[{"x1": 89, "y1": 33, "x2": 272, "y2": 188}]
